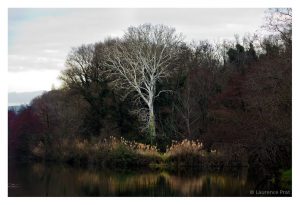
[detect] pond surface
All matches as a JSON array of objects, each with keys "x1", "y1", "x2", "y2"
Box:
[{"x1": 9, "y1": 162, "x2": 257, "y2": 196}]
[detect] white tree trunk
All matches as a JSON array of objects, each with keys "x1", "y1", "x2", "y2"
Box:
[
  {"x1": 148, "y1": 101, "x2": 156, "y2": 145},
  {"x1": 148, "y1": 90, "x2": 156, "y2": 145}
]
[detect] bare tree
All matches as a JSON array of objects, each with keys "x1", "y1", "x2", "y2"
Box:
[
  {"x1": 59, "y1": 44, "x2": 114, "y2": 137},
  {"x1": 264, "y1": 8, "x2": 292, "y2": 45},
  {"x1": 60, "y1": 44, "x2": 96, "y2": 91},
  {"x1": 104, "y1": 24, "x2": 183, "y2": 143},
  {"x1": 175, "y1": 42, "x2": 217, "y2": 139}
]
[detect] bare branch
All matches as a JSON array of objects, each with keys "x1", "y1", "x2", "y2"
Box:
[{"x1": 154, "y1": 90, "x2": 173, "y2": 98}]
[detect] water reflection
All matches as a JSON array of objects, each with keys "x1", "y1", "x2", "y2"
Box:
[{"x1": 9, "y1": 162, "x2": 254, "y2": 196}]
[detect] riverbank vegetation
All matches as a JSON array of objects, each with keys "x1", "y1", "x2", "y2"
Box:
[
  {"x1": 8, "y1": 9, "x2": 291, "y2": 189},
  {"x1": 29, "y1": 137, "x2": 247, "y2": 169}
]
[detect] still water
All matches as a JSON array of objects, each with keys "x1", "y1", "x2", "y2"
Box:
[{"x1": 9, "y1": 162, "x2": 256, "y2": 196}]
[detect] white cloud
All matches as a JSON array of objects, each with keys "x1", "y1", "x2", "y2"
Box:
[
  {"x1": 8, "y1": 8, "x2": 266, "y2": 92},
  {"x1": 8, "y1": 70, "x2": 61, "y2": 92},
  {"x1": 43, "y1": 49, "x2": 59, "y2": 53}
]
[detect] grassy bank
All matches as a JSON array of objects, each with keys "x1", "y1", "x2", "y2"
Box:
[{"x1": 31, "y1": 137, "x2": 248, "y2": 169}]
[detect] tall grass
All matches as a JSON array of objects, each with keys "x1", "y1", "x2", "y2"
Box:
[
  {"x1": 165, "y1": 139, "x2": 204, "y2": 156},
  {"x1": 31, "y1": 136, "x2": 161, "y2": 167},
  {"x1": 31, "y1": 137, "x2": 246, "y2": 168}
]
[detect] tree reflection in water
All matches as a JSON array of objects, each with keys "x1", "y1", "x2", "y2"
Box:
[{"x1": 9, "y1": 162, "x2": 254, "y2": 196}]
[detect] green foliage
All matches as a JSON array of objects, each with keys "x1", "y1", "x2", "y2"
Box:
[
  {"x1": 280, "y1": 169, "x2": 292, "y2": 190},
  {"x1": 108, "y1": 144, "x2": 138, "y2": 167}
]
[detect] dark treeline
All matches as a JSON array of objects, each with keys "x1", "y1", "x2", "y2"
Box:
[{"x1": 8, "y1": 9, "x2": 291, "y2": 183}]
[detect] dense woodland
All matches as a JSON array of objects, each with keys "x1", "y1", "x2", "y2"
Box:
[{"x1": 8, "y1": 9, "x2": 291, "y2": 186}]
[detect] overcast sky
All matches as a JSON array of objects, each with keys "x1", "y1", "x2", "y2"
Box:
[{"x1": 8, "y1": 8, "x2": 266, "y2": 93}]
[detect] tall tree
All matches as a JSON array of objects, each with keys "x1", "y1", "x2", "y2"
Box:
[
  {"x1": 104, "y1": 24, "x2": 183, "y2": 144},
  {"x1": 59, "y1": 44, "x2": 110, "y2": 136}
]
